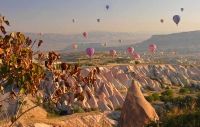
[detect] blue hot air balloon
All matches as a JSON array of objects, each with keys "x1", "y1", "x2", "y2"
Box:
[
  {"x1": 181, "y1": 8, "x2": 184, "y2": 12},
  {"x1": 173, "y1": 15, "x2": 181, "y2": 26},
  {"x1": 106, "y1": 5, "x2": 109, "y2": 10},
  {"x1": 97, "y1": 19, "x2": 100, "y2": 23}
]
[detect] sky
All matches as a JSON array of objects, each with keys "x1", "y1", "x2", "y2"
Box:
[{"x1": 1, "y1": 0, "x2": 200, "y2": 35}]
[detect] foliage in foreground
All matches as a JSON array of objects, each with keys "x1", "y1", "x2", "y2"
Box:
[{"x1": 146, "y1": 95, "x2": 200, "y2": 127}]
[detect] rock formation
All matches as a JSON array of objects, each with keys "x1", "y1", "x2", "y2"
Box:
[{"x1": 117, "y1": 80, "x2": 159, "y2": 127}]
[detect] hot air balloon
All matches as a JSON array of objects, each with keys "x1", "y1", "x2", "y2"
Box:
[
  {"x1": 181, "y1": 8, "x2": 184, "y2": 12},
  {"x1": 149, "y1": 44, "x2": 156, "y2": 54},
  {"x1": 104, "y1": 43, "x2": 107, "y2": 47},
  {"x1": 127, "y1": 47, "x2": 134, "y2": 54},
  {"x1": 40, "y1": 32, "x2": 43, "y2": 36},
  {"x1": 160, "y1": 52, "x2": 164, "y2": 55},
  {"x1": 133, "y1": 54, "x2": 140, "y2": 59},
  {"x1": 97, "y1": 19, "x2": 100, "y2": 23},
  {"x1": 86, "y1": 48, "x2": 95, "y2": 57},
  {"x1": 171, "y1": 52, "x2": 175, "y2": 55},
  {"x1": 119, "y1": 39, "x2": 122, "y2": 43},
  {"x1": 72, "y1": 19, "x2": 76, "y2": 23},
  {"x1": 73, "y1": 44, "x2": 77, "y2": 50},
  {"x1": 160, "y1": 19, "x2": 164, "y2": 23},
  {"x1": 83, "y1": 32, "x2": 88, "y2": 38},
  {"x1": 106, "y1": 5, "x2": 109, "y2": 10},
  {"x1": 124, "y1": 51, "x2": 126, "y2": 55},
  {"x1": 173, "y1": 15, "x2": 181, "y2": 26},
  {"x1": 175, "y1": 52, "x2": 178, "y2": 55},
  {"x1": 110, "y1": 50, "x2": 116, "y2": 57}
]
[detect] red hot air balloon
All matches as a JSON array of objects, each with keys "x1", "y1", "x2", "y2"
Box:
[
  {"x1": 127, "y1": 47, "x2": 134, "y2": 54},
  {"x1": 160, "y1": 19, "x2": 164, "y2": 23},
  {"x1": 83, "y1": 32, "x2": 88, "y2": 38},
  {"x1": 73, "y1": 44, "x2": 77, "y2": 50},
  {"x1": 133, "y1": 54, "x2": 140, "y2": 59},
  {"x1": 109, "y1": 50, "x2": 116, "y2": 57},
  {"x1": 149, "y1": 44, "x2": 156, "y2": 54},
  {"x1": 119, "y1": 39, "x2": 122, "y2": 43},
  {"x1": 40, "y1": 32, "x2": 43, "y2": 36}
]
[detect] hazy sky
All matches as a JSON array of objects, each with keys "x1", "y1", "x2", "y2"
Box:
[{"x1": 1, "y1": 0, "x2": 200, "y2": 34}]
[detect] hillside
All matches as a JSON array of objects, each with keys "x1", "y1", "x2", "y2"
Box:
[
  {"x1": 134, "y1": 30, "x2": 200, "y2": 54},
  {"x1": 58, "y1": 30, "x2": 200, "y2": 54},
  {"x1": 7, "y1": 31, "x2": 149, "y2": 52}
]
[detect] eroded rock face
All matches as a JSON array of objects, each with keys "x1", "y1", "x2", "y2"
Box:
[{"x1": 117, "y1": 80, "x2": 159, "y2": 127}]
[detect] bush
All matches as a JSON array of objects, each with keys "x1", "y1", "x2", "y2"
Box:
[
  {"x1": 162, "y1": 89, "x2": 174, "y2": 98},
  {"x1": 179, "y1": 87, "x2": 190, "y2": 94},
  {"x1": 71, "y1": 104, "x2": 85, "y2": 113},
  {"x1": 160, "y1": 90, "x2": 174, "y2": 102},
  {"x1": 197, "y1": 93, "x2": 200, "y2": 99},
  {"x1": 135, "y1": 60, "x2": 140, "y2": 64},
  {"x1": 147, "y1": 96, "x2": 200, "y2": 127},
  {"x1": 152, "y1": 93, "x2": 160, "y2": 101},
  {"x1": 146, "y1": 95, "x2": 154, "y2": 102},
  {"x1": 43, "y1": 102, "x2": 60, "y2": 116},
  {"x1": 115, "y1": 105, "x2": 123, "y2": 111}
]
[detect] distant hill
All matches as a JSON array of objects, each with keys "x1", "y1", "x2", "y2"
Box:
[
  {"x1": 8, "y1": 31, "x2": 150, "y2": 52},
  {"x1": 58, "y1": 30, "x2": 200, "y2": 54},
  {"x1": 134, "y1": 30, "x2": 200, "y2": 54}
]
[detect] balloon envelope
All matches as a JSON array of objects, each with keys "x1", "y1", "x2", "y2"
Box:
[
  {"x1": 171, "y1": 52, "x2": 175, "y2": 55},
  {"x1": 119, "y1": 39, "x2": 122, "y2": 43},
  {"x1": 86, "y1": 48, "x2": 95, "y2": 57},
  {"x1": 83, "y1": 32, "x2": 88, "y2": 38},
  {"x1": 160, "y1": 19, "x2": 164, "y2": 23},
  {"x1": 110, "y1": 50, "x2": 116, "y2": 57},
  {"x1": 181, "y1": 8, "x2": 184, "y2": 11},
  {"x1": 133, "y1": 54, "x2": 140, "y2": 59},
  {"x1": 149, "y1": 44, "x2": 156, "y2": 53},
  {"x1": 40, "y1": 32, "x2": 43, "y2": 36},
  {"x1": 73, "y1": 44, "x2": 77, "y2": 50},
  {"x1": 72, "y1": 19, "x2": 76, "y2": 22},
  {"x1": 106, "y1": 5, "x2": 109, "y2": 10},
  {"x1": 160, "y1": 52, "x2": 164, "y2": 55},
  {"x1": 173, "y1": 15, "x2": 181, "y2": 25},
  {"x1": 127, "y1": 47, "x2": 134, "y2": 54},
  {"x1": 97, "y1": 19, "x2": 100, "y2": 22}
]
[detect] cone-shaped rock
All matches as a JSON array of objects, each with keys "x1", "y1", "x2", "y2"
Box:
[{"x1": 117, "y1": 80, "x2": 159, "y2": 127}]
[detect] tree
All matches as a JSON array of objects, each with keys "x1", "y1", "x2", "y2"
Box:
[
  {"x1": 152, "y1": 93, "x2": 160, "y2": 101},
  {"x1": 179, "y1": 87, "x2": 190, "y2": 94},
  {"x1": 0, "y1": 14, "x2": 61, "y2": 126}
]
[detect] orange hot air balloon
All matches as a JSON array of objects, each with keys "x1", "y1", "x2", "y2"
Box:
[
  {"x1": 73, "y1": 44, "x2": 77, "y2": 50},
  {"x1": 160, "y1": 19, "x2": 164, "y2": 23},
  {"x1": 40, "y1": 32, "x2": 43, "y2": 36},
  {"x1": 160, "y1": 52, "x2": 163, "y2": 55},
  {"x1": 83, "y1": 32, "x2": 87, "y2": 38},
  {"x1": 171, "y1": 52, "x2": 175, "y2": 55}
]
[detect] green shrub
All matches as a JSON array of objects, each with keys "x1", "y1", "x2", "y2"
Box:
[
  {"x1": 152, "y1": 93, "x2": 160, "y2": 101},
  {"x1": 197, "y1": 93, "x2": 200, "y2": 99},
  {"x1": 147, "y1": 96, "x2": 200, "y2": 127},
  {"x1": 161, "y1": 89, "x2": 174, "y2": 98},
  {"x1": 115, "y1": 105, "x2": 123, "y2": 111},
  {"x1": 135, "y1": 60, "x2": 140, "y2": 64},
  {"x1": 146, "y1": 95, "x2": 154, "y2": 102},
  {"x1": 179, "y1": 87, "x2": 190, "y2": 94},
  {"x1": 43, "y1": 102, "x2": 60, "y2": 116},
  {"x1": 71, "y1": 104, "x2": 85, "y2": 113}
]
